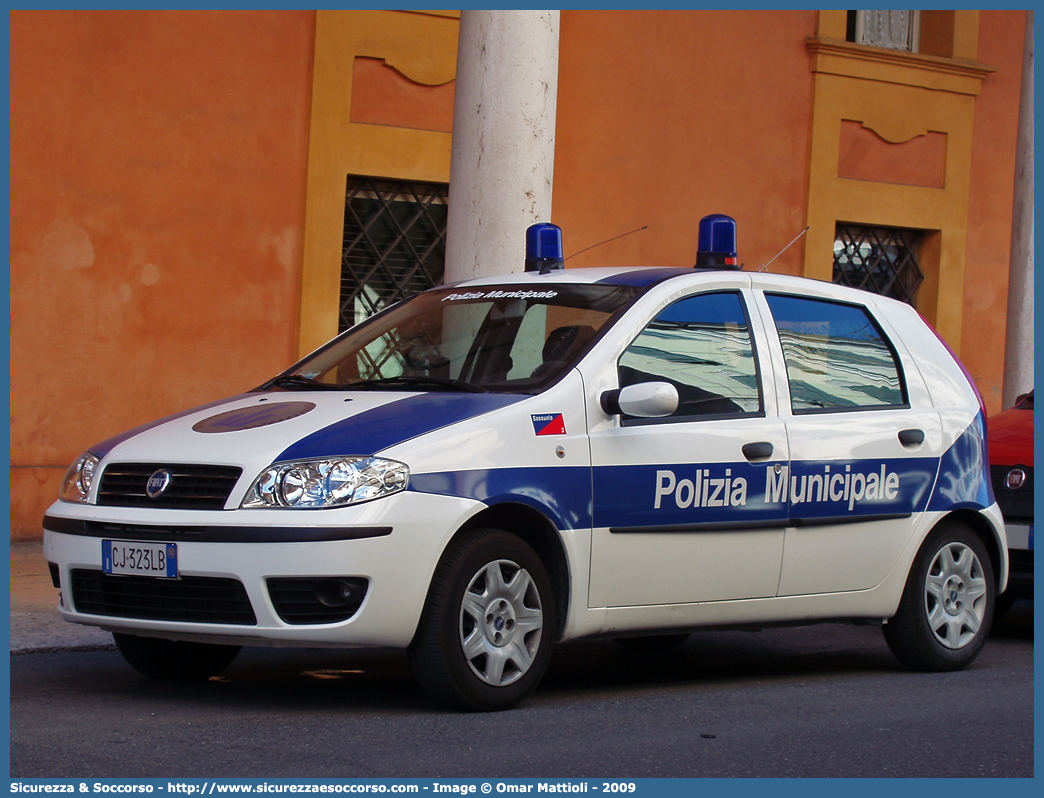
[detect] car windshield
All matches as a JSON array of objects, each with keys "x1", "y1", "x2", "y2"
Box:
[{"x1": 264, "y1": 283, "x2": 639, "y2": 394}]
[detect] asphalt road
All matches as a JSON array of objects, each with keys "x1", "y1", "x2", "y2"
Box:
[{"x1": 10, "y1": 602, "x2": 1033, "y2": 779}]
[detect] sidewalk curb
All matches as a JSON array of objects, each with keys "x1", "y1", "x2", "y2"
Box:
[
  {"x1": 10, "y1": 539, "x2": 118, "y2": 654},
  {"x1": 12, "y1": 643, "x2": 117, "y2": 656}
]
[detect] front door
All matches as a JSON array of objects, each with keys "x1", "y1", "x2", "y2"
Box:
[{"x1": 586, "y1": 290, "x2": 790, "y2": 608}]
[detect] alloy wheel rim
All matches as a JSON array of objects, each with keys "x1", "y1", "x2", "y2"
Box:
[
  {"x1": 923, "y1": 542, "x2": 987, "y2": 649},
  {"x1": 458, "y1": 559, "x2": 543, "y2": 686}
]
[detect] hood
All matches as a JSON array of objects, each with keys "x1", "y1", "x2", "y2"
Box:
[{"x1": 92, "y1": 391, "x2": 526, "y2": 476}]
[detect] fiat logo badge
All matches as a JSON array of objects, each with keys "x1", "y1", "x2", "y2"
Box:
[
  {"x1": 145, "y1": 469, "x2": 172, "y2": 498},
  {"x1": 1005, "y1": 468, "x2": 1027, "y2": 491}
]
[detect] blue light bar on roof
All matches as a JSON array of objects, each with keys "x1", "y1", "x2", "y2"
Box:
[
  {"x1": 525, "y1": 223, "x2": 565, "y2": 274},
  {"x1": 695, "y1": 214, "x2": 739, "y2": 270}
]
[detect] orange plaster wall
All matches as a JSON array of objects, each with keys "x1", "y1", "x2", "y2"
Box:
[
  {"x1": 9, "y1": 10, "x2": 316, "y2": 538},
  {"x1": 553, "y1": 10, "x2": 817, "y2": 274},
  {"x1": 961, "y1": 10, "x2": 1026, "y2": 414}
]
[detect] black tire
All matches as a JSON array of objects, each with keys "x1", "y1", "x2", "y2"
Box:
[
  {"x1": 409, "y1": 529, "x2": 555, "y2": 711},
  {"x1": 614, "y1": 634, "x2": 689, "y2": 652},
  {"x1": 113, "y1": 633, "x2": 241, "y2": 681},
  {"x1": 883, "y1": 523, "x2": 995, "y2": 671},
  {"x1": 993, "y1": 590, "x2": 1017, "y2": 620}
]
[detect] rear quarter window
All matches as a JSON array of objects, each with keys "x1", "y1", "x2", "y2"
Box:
[{"x1": 765, "y1": 293, "x2": 906, "y2": 413}]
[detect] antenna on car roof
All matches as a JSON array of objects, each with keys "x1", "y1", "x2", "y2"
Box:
[
  {"x1": 564, "y1": 225, "x2": 649, "y2": 261},
  {"x1": 758, "y1": 226, "x2": 810, "y2": 272}
]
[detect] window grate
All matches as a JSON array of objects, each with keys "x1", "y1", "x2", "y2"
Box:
[
  {"x1": 340, "y1": 177, "x2": 448, "y2": 334},
  {"x1": 832, "y1": 224, "x2": 924, "y2": 306}
]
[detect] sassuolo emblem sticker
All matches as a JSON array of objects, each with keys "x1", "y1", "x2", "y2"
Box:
[{"x1": 531, "y1": 413, "x2": 567, "y2": 436}]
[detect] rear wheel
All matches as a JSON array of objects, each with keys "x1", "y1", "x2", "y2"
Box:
[
  {"x1": 409, "y1": 529, "x2": 555, "y2": 711},
  {"x1": 113, "y1": 633, "x2": 241, "y2": 681},
  {"x1": 884, "y1": 523, "x2": 994, "y2": 671}
]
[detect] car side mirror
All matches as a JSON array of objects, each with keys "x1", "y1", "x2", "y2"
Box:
[{"x1": 601, "y1": 382, "x2": 679, "y2": 418}]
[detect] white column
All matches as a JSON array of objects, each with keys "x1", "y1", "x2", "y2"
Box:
[
  {"x1": 444, "y1": 10, "x2": 561, "y2": 283},
  {"x1": 1003, "y1": 10, "x2": 1034, "y2": 408}
]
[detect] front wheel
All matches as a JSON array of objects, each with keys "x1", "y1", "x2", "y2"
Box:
[
  {"x1": 113, "y1": 633, "x2": 241, "y2": 681},
  {"x1": 883, "y1": 523, "x2": 994, "y2": 671},
  {"x1": 409, "y1": 529, "x2": 555, "y2": 711}
]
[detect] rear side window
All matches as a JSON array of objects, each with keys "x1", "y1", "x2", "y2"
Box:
[
  {"x1": 619, "y1": 291, "x2": 762, "y2": 419},
  {"x1": 765, "y1": 294, "x2": 905, "y2": 413}
]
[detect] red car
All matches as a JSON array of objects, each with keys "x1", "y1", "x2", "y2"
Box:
[{"x1": 988, "y1": 390, "x2": 1033, "y2": 614}]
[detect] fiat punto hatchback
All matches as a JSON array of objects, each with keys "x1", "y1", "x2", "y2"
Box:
[{"x1": 44, "y1": 217, "x2": 1007, "y2": 710}]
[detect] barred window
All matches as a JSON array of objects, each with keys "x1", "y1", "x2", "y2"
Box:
[
  {"x1": 340, "y1": 177, "x2": 448, "y2": 333},
  {"x1": 833, "y1": 224, "x2": 924, "y2": 306}
]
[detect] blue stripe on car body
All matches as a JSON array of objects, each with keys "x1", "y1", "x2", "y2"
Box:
[
  {"x1": 409, "y1": 454, "x2": 945, "y2": 533},
  {"x1": 409, "y1": 413, "x2": 983, "y2": 533},
  {"x1": 276, "y1": 392, "x2": 526, "y2": 461},
  {"x1": 595, "y1": 267, "x2": 693, "y2": 288},
  {"x1": 409, "y1": 466, "x2": 593, "y2": 533},
  {"x1": 927, "y1": 411, "x2": 995, "y2": 511}
]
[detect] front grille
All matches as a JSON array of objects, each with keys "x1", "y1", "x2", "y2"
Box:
[
  {"x1": 990, "y1": 465, "x2": 1034, "y2": 524},
  {"x1": 97, "y1": 463, "x2": 242, "y2": 510},
  {"x1": 71, "y1": 569, "x2": 256, "y2": 625},
  {"x1": 267, "y1": 577, "x2": 369, "y2": 625}
]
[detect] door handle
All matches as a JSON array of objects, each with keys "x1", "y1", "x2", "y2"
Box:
[
  {"x1": 898, "y1": 428, "x2": 925, "y2": 446},
  {"x1": 742, "y1": 441, "x2": 774, "y2": 461}
]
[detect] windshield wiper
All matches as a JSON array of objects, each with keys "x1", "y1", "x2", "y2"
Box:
[
  {"x1": 263, "y1": 374, "x2": 349, "y2": 391},
  {"x1": 348, "y1": 376, "x2": 489, "y2": 393}
]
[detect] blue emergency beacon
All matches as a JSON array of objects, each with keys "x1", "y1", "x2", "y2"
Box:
[
  {"x1": 695, "y1": 214, "x2": 739, "y2": 270},
  {"x1": 525, "y1": 223, "x2": 565, "y2": 274}
]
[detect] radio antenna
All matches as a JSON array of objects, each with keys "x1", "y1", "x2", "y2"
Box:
[
  {"x1": 759, "y1": 226, "x2": 809, "y2": 272},
  {"x1": 565, "y1": 225, "x2": 649, "y2": 261}
]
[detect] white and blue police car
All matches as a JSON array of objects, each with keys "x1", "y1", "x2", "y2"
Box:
[{"x1": 43, "y1": 216, "x2": 1007, "y2": 710}]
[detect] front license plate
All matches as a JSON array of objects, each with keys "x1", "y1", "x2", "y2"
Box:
[{"x1": 102, "y1": 540, "x2": 178, "y2": 578}]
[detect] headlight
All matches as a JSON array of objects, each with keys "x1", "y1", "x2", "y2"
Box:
[
  {"x1": 59, "y1": 452, "x2": 100, "y2": 504},
  {"x1": 241, "y1": 457, "x2": 409, "y2": 509}
]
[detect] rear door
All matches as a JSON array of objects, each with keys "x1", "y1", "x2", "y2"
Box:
[{"x1": 753, "y1": 286, "x2": 943, "y2": 596}]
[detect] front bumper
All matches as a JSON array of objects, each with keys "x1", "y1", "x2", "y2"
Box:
[{"x1": 42, "y1": 490, "x2": 479, "y2": 649}]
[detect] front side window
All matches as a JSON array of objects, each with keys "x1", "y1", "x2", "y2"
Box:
[
  {"x1": 267, "y1": 284, "x2": 638, "y2": 395},
  {"x1": 619, "y1": 291, "x2": 762, "y2": 419},
  {"x1": 766, "y1": 294, "x2": 905, "y2": 413}
]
